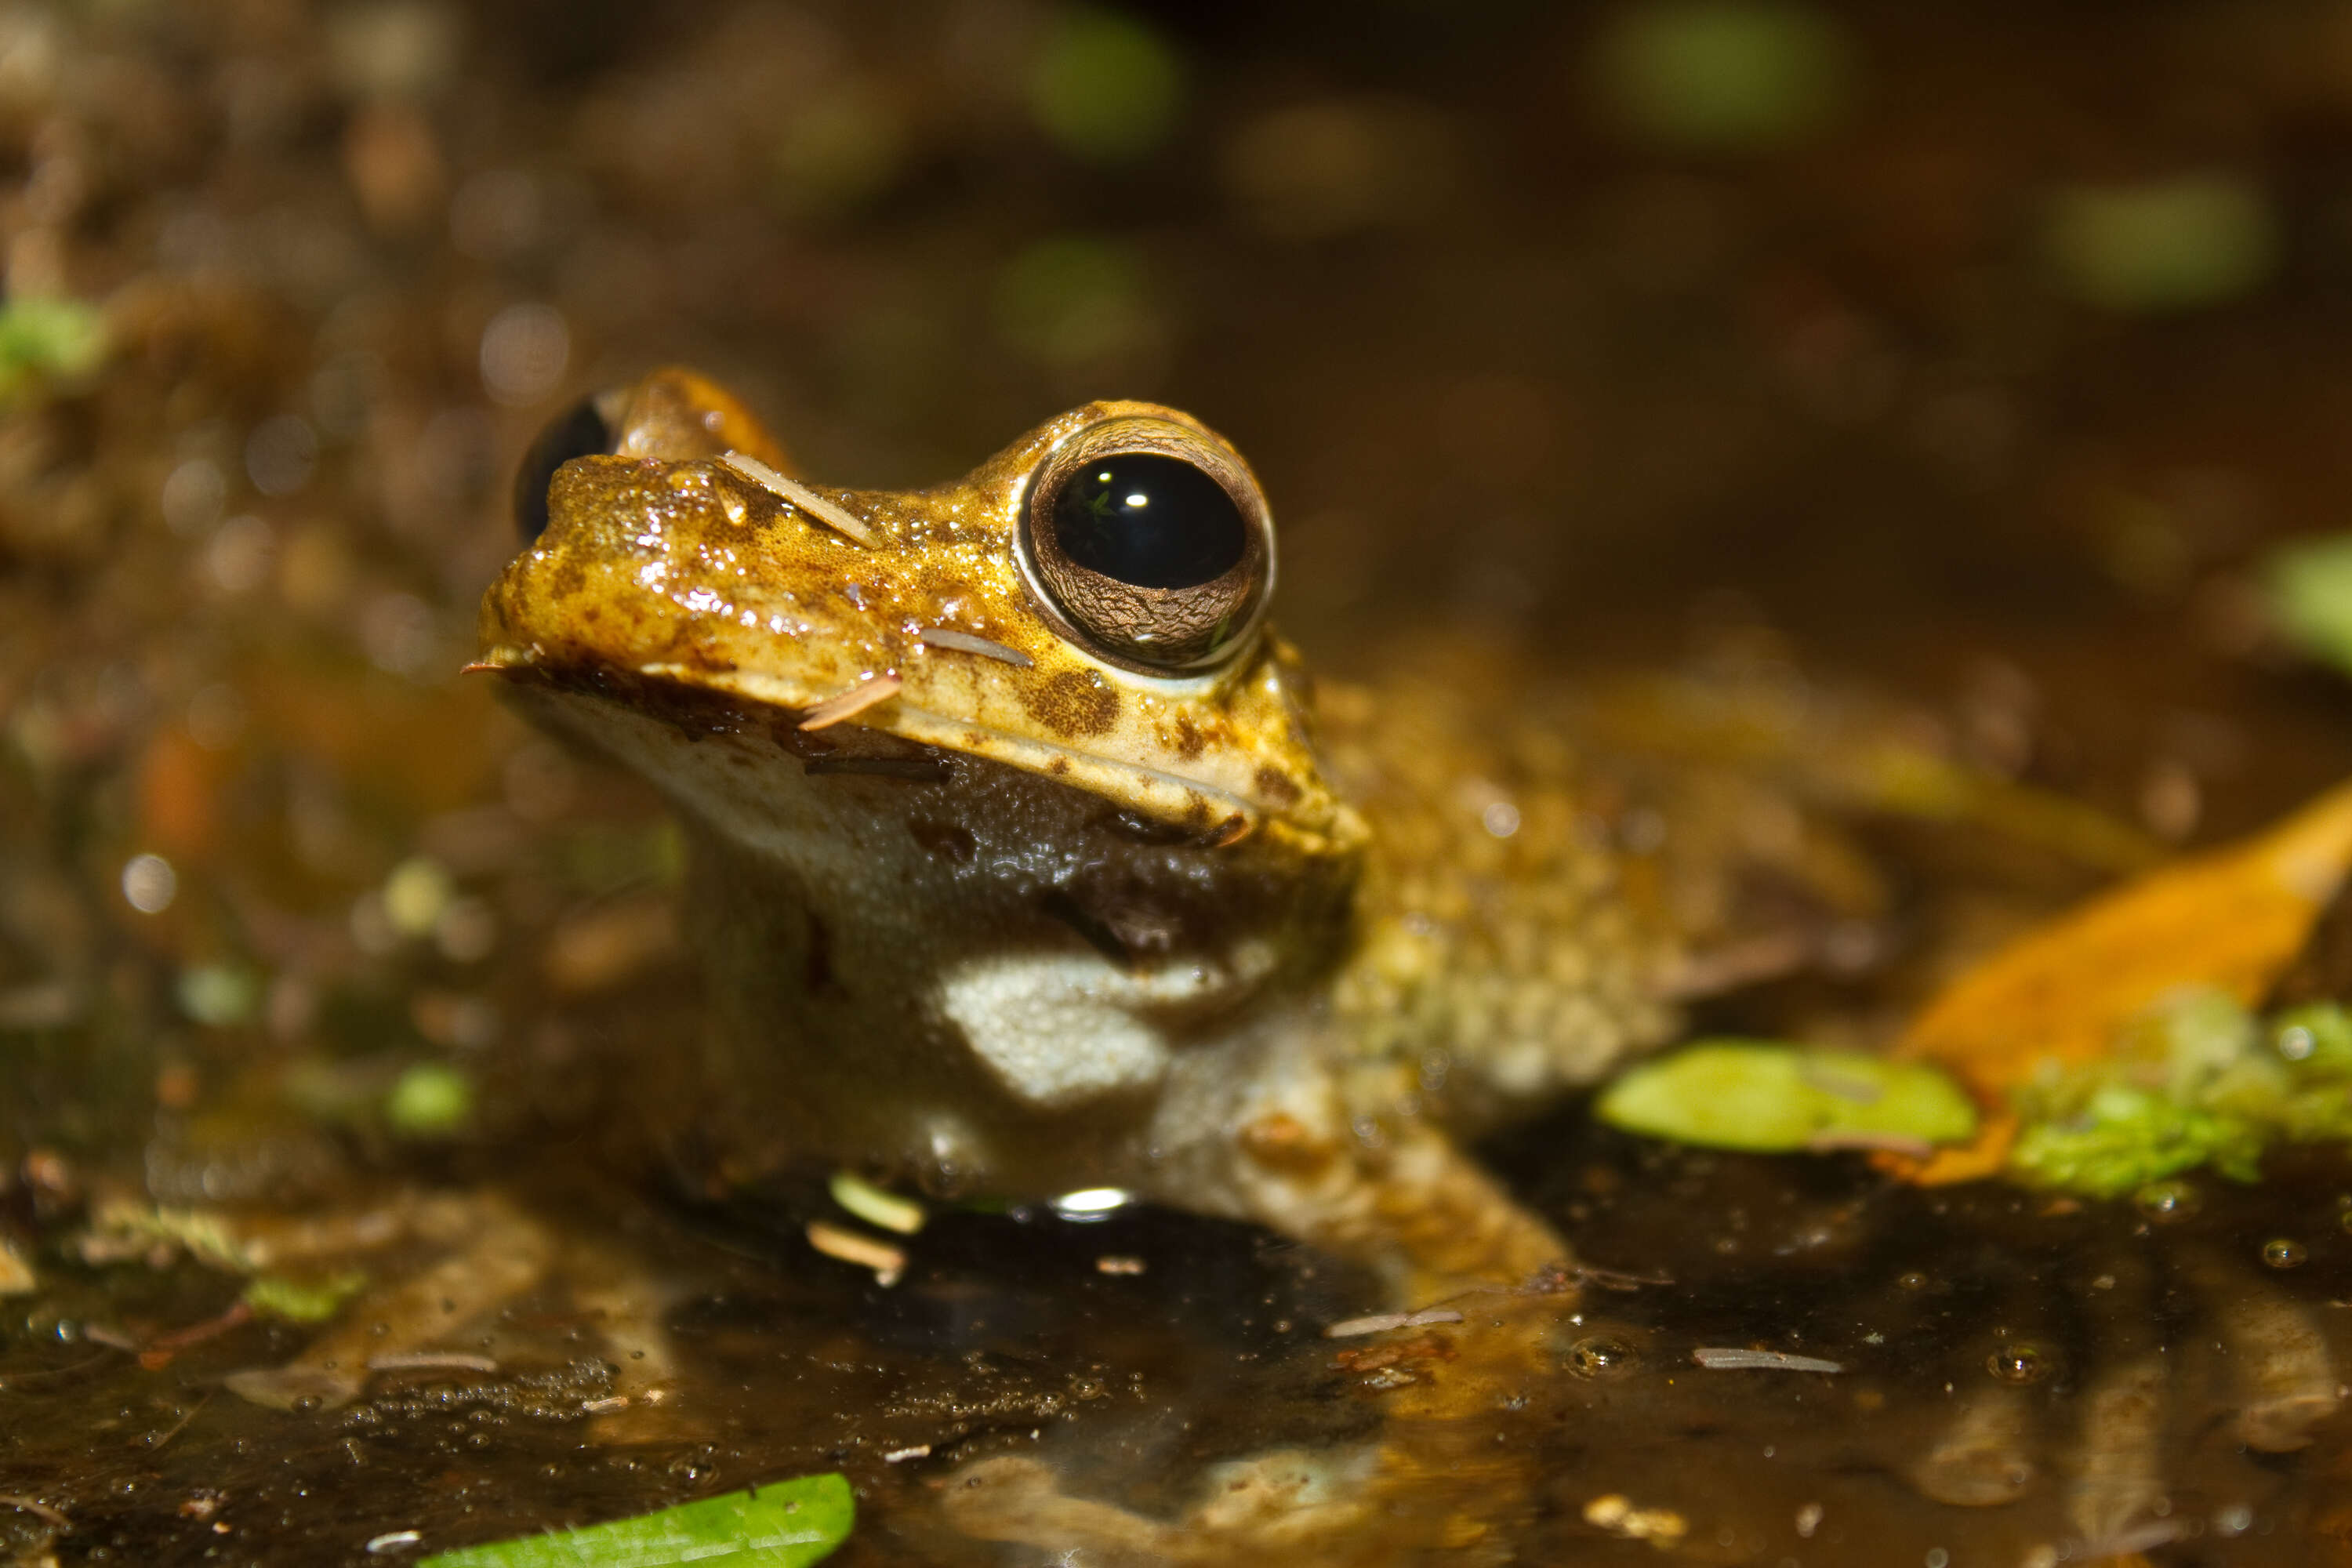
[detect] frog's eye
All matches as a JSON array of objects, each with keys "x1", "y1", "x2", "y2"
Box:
[
  {"x1": 1019, "y1": 417, "x2": 1273, "y2": 671},
  {"x1": 512, "y1": 394, "x2": 616, "y2": 542}
]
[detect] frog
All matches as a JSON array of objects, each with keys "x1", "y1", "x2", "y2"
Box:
[{"x1": 471, "y1": 366, "x2": 1680, "y2": 1304}]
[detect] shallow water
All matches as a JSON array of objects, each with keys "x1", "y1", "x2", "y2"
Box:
[{"x1": 18, "y1": 1133, "x2": 2351, "y2": 1563}]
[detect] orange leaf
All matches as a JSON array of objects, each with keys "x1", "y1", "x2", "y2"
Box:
[{"x1": 1886, "y1": 779, "x2": 2352, "y2": 1185}]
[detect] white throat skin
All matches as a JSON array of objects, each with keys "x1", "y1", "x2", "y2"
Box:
[{"x1": 508, "y1": 679, "x2": 1358, "y2": 1210}]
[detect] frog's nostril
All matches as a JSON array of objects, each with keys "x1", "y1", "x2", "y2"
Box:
[{"x1": 512, "y1": 394, "x2": 615, "y2": 542}]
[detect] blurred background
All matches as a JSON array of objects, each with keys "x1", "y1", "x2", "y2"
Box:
[
  {"x1": 10, "y1": 1, "x2": 2352, "y2": 864},
  {"x1": 13, "y1": 2, "x2": 2352, "y2": 1560}
]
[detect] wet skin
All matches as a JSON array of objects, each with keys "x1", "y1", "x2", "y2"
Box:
[{"x1": 475, "y1": 367, "x2": 1679, "y2": 1298}]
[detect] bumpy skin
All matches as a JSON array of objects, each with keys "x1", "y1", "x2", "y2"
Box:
[
  {"x1": 479, "y1": 368, "x2": 1678, "y2": 1294},
  {"x1": 1321, "y1": 668, "x2": 1678, "y2": 1130}
]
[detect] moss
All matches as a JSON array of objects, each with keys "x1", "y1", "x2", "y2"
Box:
[{"x1": 2007, "y1": 992, "x2": 2352, "y2": 1197}]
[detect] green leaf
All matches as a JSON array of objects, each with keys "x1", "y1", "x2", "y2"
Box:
[
  {"x1": 418, "y1": 1475, "x2": 853, "y2": 1568},
  {"x1": 1595, "y1": 1040, "x2": 1977, "y2": 1152},
  {"x1": 176, "y1": 964, "x2": 262, "y2": 1028},
  {"x1": 243, "y1": 1271, "x2": 368, "y2": 1323},
  {"x1": 387, "y1": 1062, "x2": 474, "y2": 1138},
  {"x1": 2045, "y1": 173, "x2": 2277, "y2": 314},
  {"x1": 2274, "y1": 1001, "x2": 2352, "y2": 1073},
  {"x1": 1026, "y1": 6, "x2": 1184, "y2": 163},
  {"x1": 2267, "y1": 533, "x2": 2352, "y2": 677},
  {"x1": 827, "y1": 1171, "x2": 925, "y2": 1236},
  {"x1": 1592, "y1": 2, "x2": 1853, "y2": 152},
  {"x1": 0, "y1": 295, "x2": 106, "y2": 403}
]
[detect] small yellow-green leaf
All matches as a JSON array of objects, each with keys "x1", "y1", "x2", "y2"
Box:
[
  {"x1": 243, "y1": 1271, "x2": 368, "y2": 1323},
  {"x1": 1596, "y1": 1041, "x2": 1976, "y2": 1152},
  {"x1": 0, "y1": 295, "x2": 106, "y2": 403},
  {"x1": 1592, "y1": 2, "x2": 1852, "y2": 152},
  {"x1": 383, "y1": 856, "x2": 456, "y2": 938},
  {"x1": 418, "y1": 1474, "x2": 853, "y2": 1568},
  {"x1": 2045, "y1": 173, "x2": 2276, "y2": 314},
  {"x1": 828, "y1": 1171, "x2": 925, "y2": 1235},
  {"x1": 1026, "y1": 7, "x2": 1183, "y2": 162},
  {"x1": 2267, "y1": 532, "x2": 2352, "y2": 677},
  {"x1": 176, "y1": 964, "x2": 261, "y2": 1028},
  {"x1": 387, "y1": 1062, "x2": 474, "y2": 1138}
]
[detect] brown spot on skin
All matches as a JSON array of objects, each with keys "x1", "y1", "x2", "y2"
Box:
[
  {"x1": 908, "y1": 820, "x2": 976, "y2": 863},
  {"x1": 1048, "y1": 757, "x2": 1070, "y2": 776},
  {"x1": 1252, "y1": 765, "x2": 1300, "y2": 807},
  {"x1": 1172, "y1": 715, "x2": 1206, "y2": 760},
  {"x1": 546, "y1": 553, "x2": 587, "y2": 603},
  {"x1": 1022, "y1": 668, "x2": 1119, "y2": 738}
]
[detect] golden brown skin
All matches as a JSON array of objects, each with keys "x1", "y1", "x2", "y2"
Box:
[
  {"x1": 477, "y1": 367, "x2": 1683, "y2": 1298},
  {"x1": 482, "y1": 379, "x2": 1359, "y2": 848}
]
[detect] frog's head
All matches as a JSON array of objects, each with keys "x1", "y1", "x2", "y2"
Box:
[
  {"x1": 478, "y1": 368, "x2": 1366, "y2": 1196},
  {"x1": 482, "y1": 368, "x2": 1358, "y2": 852}
]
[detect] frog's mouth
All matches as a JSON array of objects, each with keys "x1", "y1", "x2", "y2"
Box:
[
  {"x1": 635, "y1": 658, "x2": 1275, "y2": 840},
  {"x1": 474, "y1": 651, "x2": 1360, "y2": 855},
  {"x1": 882, "y1": 698, "x2": 1267, "y2": 842}
]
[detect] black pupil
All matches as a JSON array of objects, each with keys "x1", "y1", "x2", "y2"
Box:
[
  {"x1": 512, "y1": 395, "x2": 612, "y2": 542},
  {"x1": 1051, "y1": 454, "x2": 1247, "y2": 590}
]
